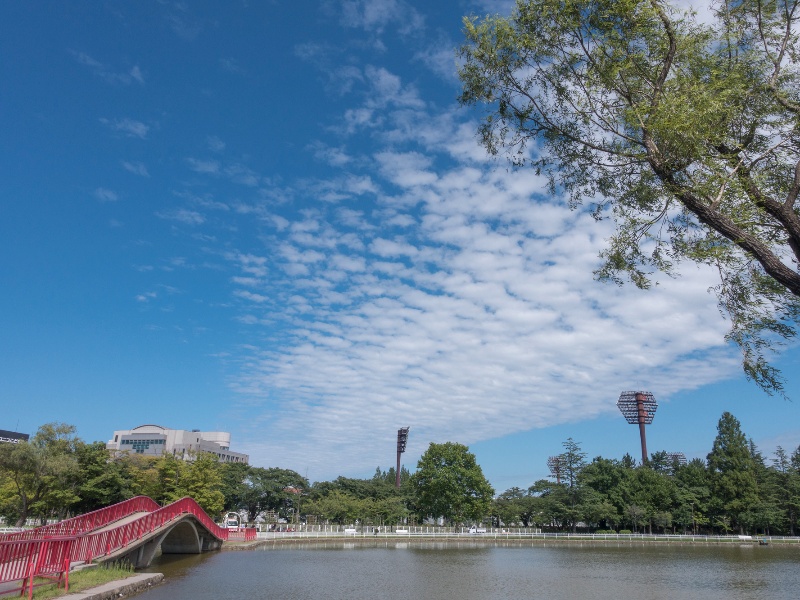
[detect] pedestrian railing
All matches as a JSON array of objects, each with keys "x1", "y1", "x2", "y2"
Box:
[
  {"x1": 0, "y1": 537, "x2": 74, "y2": 599},
  {"x1": 0, "y1": 496, "x2": 160, "y2": 542},
  {"x1": 71, "y1": 497, "x2": 229, "y2": 563},
  {"x1": 227, "y1": 528, "x2": 258, "y2": 541},
  {"x1": 0, "y1": 496, "x2": 228, "y2": 598}
]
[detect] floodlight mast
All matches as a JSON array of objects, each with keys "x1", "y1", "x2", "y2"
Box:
[
  {"x1": 547, "y1": 456, "x2": 562, "y2": 484},
  {"x1": 667, "y1": 452, "x2": 687, "y2": 467},
  {"x1": 396, "y1": 427, "x2": 410, "y2": 488},
  {"x1": 617, "y1": 391, "x2": 658, "y2": 465}
]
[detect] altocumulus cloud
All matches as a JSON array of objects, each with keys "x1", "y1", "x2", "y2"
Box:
[
  {"x1": 158, "y1": 63, "x2": 740, "y2": 481},
  {"x1": 223, "y1": 165, "x2": 734, "y2": 479}
]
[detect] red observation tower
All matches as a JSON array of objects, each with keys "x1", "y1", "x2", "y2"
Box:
[{"x1": 617, "y1": 391, "x2": 658, "y2": 465}]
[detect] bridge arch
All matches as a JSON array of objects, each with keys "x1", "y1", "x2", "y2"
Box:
[{"x1": 124, "y1": 516, "x2": 223, "y2": 568}]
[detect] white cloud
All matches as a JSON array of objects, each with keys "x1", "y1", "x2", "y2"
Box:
[
  {"x1": 415, "y1": 42, "x2": 460, "y2": 82},
  {"x1": 187, "y1": 158, "x2": 220, "y2": 174},
  {"x1": 100, "y1": 117, "x2": 150, "y2": 139},
  {"x1": 310, "y1": 142, "x2": 354, "y2": 167},
  {"x1": 144, "y1": 7, "x2": 753, "y2": 482},
  {"x1": 365, "y1": 65, "x2": 425, "y2": 109},
  {"x1": 94, "y1": 187, "x2": 118, "y2": 202},
  {"x1": 157, "y1": 208, "x2": 205, "y2": 225},
  {"x1": 207, "y1": 136, "x2": 226, "y2": 152},
  {"x1": 234, "y1": 290, "x2": 270, "y2": 303},
  {"x1": 72, "y1": 51, "x2": 145, "y2": 85},
  {"x1": 219, "y1": 58, "x2": 246, "y2": 74},
  {"x1": 129, "y1": 65, "x2": 145, "y2": 84},
  {"x1": 121, "y1": 161, "x2": 149, "y2": 177},
  {"x1": 136, "y1": 291, "x2": 157, "y2": 302},
  {"x1": 219, "y1": 149, "x2": 737, "y2": 480}
]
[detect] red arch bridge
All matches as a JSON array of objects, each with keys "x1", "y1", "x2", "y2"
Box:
[{"x1": 0, "y1": 496, "x2": 255, "y2": 598}]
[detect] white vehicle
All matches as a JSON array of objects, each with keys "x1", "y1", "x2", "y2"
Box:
[
  {"x1": 469, "y1": 526, "x2": 487, "y2": 534},
  {"x1": 225, "y1": 512, "x2": 242, "y2": 530}
]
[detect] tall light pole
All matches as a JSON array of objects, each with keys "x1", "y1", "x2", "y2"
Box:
[
  {"x1": 396, "y1": 427, "x2": 410, "y2": 488},
  {"x1": 547, "y1": 455, "x2": 562, "y2": 484},
  {"x1": 617, "y1": 391, "x2": 658, "y2": 465}
]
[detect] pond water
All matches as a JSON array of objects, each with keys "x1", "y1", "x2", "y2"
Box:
[{"x1": 142, "y1": 540, "x2": 800, "y2": 600}]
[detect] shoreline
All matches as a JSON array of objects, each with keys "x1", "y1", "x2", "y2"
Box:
[
  {"x1": 222, "y1": 534, "x2": 799, "y2": 549},
  {"x1": 59, "y1": 573, "x2": 163, "y2": 600}
]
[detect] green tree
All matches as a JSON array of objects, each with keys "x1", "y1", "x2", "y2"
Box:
[
  {"x1": 154, "y1": 453, "x2": 186, "y2": 504},
  {"x1": 789, "y1": 446, "x2": 800, "y2": 534},
  {"x1": 742, "y1": 440, "x2": 783, "y2": 534},
  {"x1": 219, "y1": 462, "x2": 251, "y2": 514},
  {"x1": 304, "y1": 490, "x2": 363, "y2": 525},
  {"x1": 706, "y1": 412, "x2": 759, "y2": 533},
  {"x1": 459, "y1": 0, "x2": 800, "y2": 395},
  {"x1": 412, "y1": 442, "x2": 494, "y2": 524},
  {"x1": 626, "y1": 466, "x2": 678, "y2": 533},
  {"x1": 673, "y1": 458, "x2": 710, "y2": 534},
  {"x1": 0, "y1": 423, "x2": 80, "y2": 525},
  {"x1": 182, "y1": 452, "x2": 225, "y2": 517},
  {"x1": 118, "y1": 454, "x2": 162, "y2": 500},
  {"x1": 528, "y1": 479, "x2": 571, "y2": 530},
  {"x1": 250, "y1": 467, "x2": 308, "y2": 523},
  {"x1": 554, "y1": 438, "x2": 588, "y2": 531},
  {"x1": 73, "y1": 441, "x2": 128, "y2": 514},
  {"x1": 580, "y1": 457, "x2": 630, "y2": 530}
]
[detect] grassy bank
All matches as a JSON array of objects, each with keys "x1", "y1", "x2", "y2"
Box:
[{"x1": 30, "y1": 563, "x2": 136, "y2": 600}]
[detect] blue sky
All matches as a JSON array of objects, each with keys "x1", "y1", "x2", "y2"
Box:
[{"x1": 2, "y1": 0, "x2": 798, "y2": 492}]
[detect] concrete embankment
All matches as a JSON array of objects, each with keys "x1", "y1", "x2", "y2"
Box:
[{"x1": 60, "y1": 573, "x2": 163, "y2": 600}]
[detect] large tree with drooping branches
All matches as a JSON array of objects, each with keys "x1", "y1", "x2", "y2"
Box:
[{"x1": 459, "y1": 0, "x2": 800, "y2": 395}]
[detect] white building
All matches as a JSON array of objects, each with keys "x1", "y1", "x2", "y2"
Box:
[{"x1": 106, "y1": 424, "x2": 248, "y2": 464}]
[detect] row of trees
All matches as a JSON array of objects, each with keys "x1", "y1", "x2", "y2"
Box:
[
  {"x1": 0, "y1": 424, "x2": 308, "y2": 526},
  {"x1": 2, "y1": 413, "x2": 798, "y2": 536},
  {"x1": 496, "y1": 413, "x2": 800, "y2": 535},
  {"x1": 0, "y1": 428, "x2": 492, "y2": 529}
]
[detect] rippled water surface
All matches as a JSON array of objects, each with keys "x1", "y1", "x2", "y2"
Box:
[{"x1": 143, "y1": 541, "x2": 800, "y2": 600}]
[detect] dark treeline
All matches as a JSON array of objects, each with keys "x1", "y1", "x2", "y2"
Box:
[
  {"x1": 1, "y1": 412, "x2": 798, "y2": 535},
  {"x1": 501, "y1": 413, "x2": 800, "y2": 535}
]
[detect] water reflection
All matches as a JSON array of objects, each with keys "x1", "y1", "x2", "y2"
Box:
[{"x1": 142, "y1": 542, "x2": 800, "y2": 600}]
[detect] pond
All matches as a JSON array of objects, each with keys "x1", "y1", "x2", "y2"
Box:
[{"x1": 142, "y1": 540, "x2": 800, "y2": 599}]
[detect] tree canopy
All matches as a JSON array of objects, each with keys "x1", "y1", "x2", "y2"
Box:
[
  {"x1": 412, "y1": 441, "x2": 494, "y2": 524},
  {"x1": 459, "y1": 0, "x2": 800, "y2": 395},
  {"x1": 2, "y1": 420, "x2": 799, "y2": 535}
]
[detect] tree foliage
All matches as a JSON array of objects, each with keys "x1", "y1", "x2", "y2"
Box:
[
  {"x1": 459, "y1": 0, "x2": 800, "y2": 394},
  {"x1": 412, "y1": 442, "x2": 495, "y2": 524},
  {"x1": 3, "y1": 419, "x2": 799, "y2": 536},
  {"x1": 706, "y1": 411, "x2": 760, "y2": 532},
  {"x1": 0, "y1": 423, "x2": 80, "y2": 525}
]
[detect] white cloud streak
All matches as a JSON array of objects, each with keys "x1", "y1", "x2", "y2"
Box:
[
  {"x1": 158, "y1": 47, "x2": 742, "y2": 484},
  {"x1": 217, "y1": 117, "x2": 737, "y2": 481},
  {"x1": 100, "y1": 117, "x2": 150, "y2": 139}
]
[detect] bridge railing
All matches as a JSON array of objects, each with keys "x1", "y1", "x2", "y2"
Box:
[
  {"x1": 1, "y1": 496, "x2": 160, "y2": 542},
  {"x1": 0, "y1": 537, "x2": 74, "y2": 599},
  {"x1": 72, "y1": 497, "x2": 228, "y2": 563},
  {"x1": 227, "y1": 528, "x2": 257, "y2": 541}
]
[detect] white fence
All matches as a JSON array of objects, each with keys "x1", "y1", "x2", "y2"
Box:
[{"x1": 254, "y1": 527, "x2": 800, "y2": 544}]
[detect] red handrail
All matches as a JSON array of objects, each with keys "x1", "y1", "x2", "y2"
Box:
[
  {"x1": 1, "y1": 497, "x2": 227, "y2": 593},
  {"x1": 1, "y1": 496, "x2": 160, "y2": 542},
  {"x1": 0, "y1": 537, "x2": 74, "y2": 598},
  {"x1": 227, "y1": 528, "x2": 257, "y2": 541}
]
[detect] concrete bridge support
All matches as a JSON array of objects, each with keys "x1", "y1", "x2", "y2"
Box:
[{"x1": 121, "y1": 518, "x2": 223, "y2": 568}]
